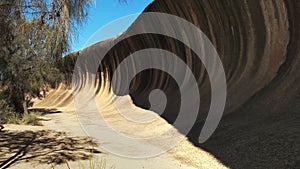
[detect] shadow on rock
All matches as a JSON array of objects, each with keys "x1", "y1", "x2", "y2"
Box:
[{"x1": 29, "y1": 108, "x2": 62, "y2": 114}]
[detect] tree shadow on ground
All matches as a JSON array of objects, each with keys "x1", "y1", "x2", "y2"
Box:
[
  {"x1": 29, "y1": 108, "x2": 62, "y2": 114},
  {"x1": 0, "y1": 130, "x2": 102, "y2": 169}
]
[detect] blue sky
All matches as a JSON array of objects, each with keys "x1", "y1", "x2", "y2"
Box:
[{"x1": 72, "y1": 0, "x2": 153, "y2": 52}]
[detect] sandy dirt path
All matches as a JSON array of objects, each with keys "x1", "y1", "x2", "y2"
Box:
[{"x1": 1, "y1": 87, "x2": 227, "y2": 169}]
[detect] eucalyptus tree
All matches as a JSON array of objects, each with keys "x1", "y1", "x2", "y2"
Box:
[{"x1": 0, "y1": 0, "x2": 94, "y2": 114}]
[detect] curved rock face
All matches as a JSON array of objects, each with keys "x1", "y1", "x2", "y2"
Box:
[{"x1": 66, "y1": 0, "x2": 299, "y2": 168}]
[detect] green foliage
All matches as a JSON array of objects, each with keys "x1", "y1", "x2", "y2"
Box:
[
  {"x1": 7, "y1": 112, "x2": 21, "y2": 124},
  {"x1": 0, "y1": 0, "x2": 94, "y2": 52},
  {"x1": 58, "y1": 51, "x2": 79, "y2": 85},
  {"x1": 0, "y1": 107, "x2": 42, "y2": 125},
  {"x1": 20, "y1": 112, "x2": 42, "y2": 126},
  {"x1": 0, "y1": 90, "x2": 16, "y2": 123},
  {"x1": 0, "y1": 101, "x2": 17, "y2": 124},
  {"x1": 0, "y1": 0, "x2": 94, "y2": 113}
]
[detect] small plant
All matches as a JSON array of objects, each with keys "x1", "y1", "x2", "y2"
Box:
[
  {"x1": 7, "y1": 112, "x2": 21, "y2": 124},
  {"x1": 0, "y1": 100, "x2": 43, "y2": 125},
  {"x1": 20, "y1": 112, "x2": 43, "y2": 126},
  {"x1": 0, "y1": 99, "x2": 20, "y2": 124},
  {"x1": 77, "y1": 156, "x2": 116, "y2": 169},
  {"x1": 0, "y1": 99, "x2": 15, "y2": 124}
]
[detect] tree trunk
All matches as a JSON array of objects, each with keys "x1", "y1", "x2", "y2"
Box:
[{"x1": 23, "y1": 100, "x2": 28, "y2": 115}]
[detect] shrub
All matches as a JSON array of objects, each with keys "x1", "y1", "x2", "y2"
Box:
[
  {"x1": 7, "y1": 112, "x2": 21, "y2": 124},
  {"x1": 0, "y1": 99, "x2": 42, "y2": 126},
  {"x1": 0, "y1": 99, "x2": 16, "y2": 124},
  {"x1": 20, "y1": 112, "x2": 42, "y2": 126}
]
